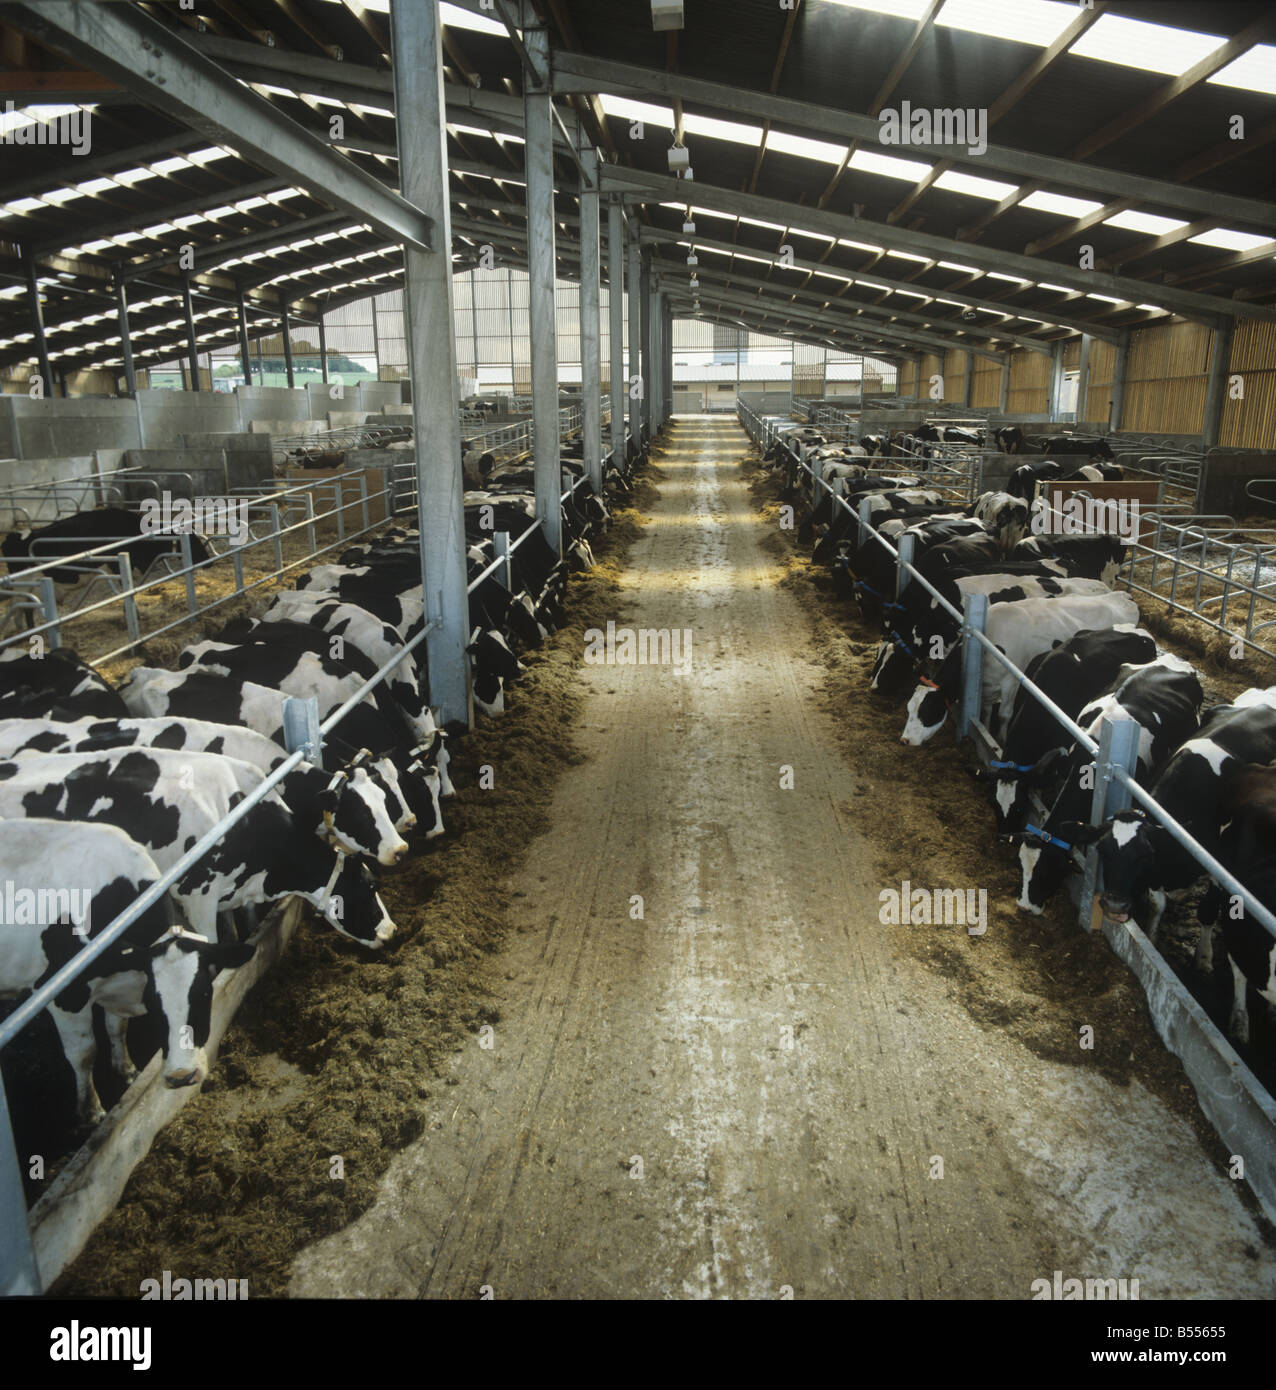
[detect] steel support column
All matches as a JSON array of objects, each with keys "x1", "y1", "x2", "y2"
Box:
[
  {"x1": 523, "y1": 23, "x2": 562, "y2": 552},
  {"x1": 963, "y1": 349, "x2": 974, "y2": 409},
  {"x1": 627, "y1": 235, "x2": 643, "y2": 452},
  {"x1": 608, "y1": 197, "x2": 626, "y2": 464},
  {"x1": 999, "y1": 357, "x2": 1010, "y2": 414},
  {"x1": 319, "y1": 315, "x2": 329, "y2": 384},
  {"x1": 24, "y1": 259, "x2": 53, "y2": 398},
  {"x1": 115, "y1": 274, "x2": 137, "y2": 398},
  {"x1": 390, "y1": 0, "x2": 472, "y2": 725},
  {"x1": 639, "y1": 247, "x2": 653, "y2": 434},
  {"x1": 1076, "y1": 332, "x2": 1092, "y2": 426},
  {"x1": 1202, "y1": 319, "x2": 1235, "y2": 449},
  {"x1": 1048, "y1": 340, "x2": 1065, "y2": 418},
  {"x1": 280, "y1": 303, "x2": 295, "y2": 389},
  {"x1": 1110, "y1": 330, "x2": 1129, "y2": 432},
  {"x1": 236, "y1": 288, "x2": 253, "y2": 386},
  {"x1": 578, "y1": 144, "x2": 603, "y2": 493},
  {"x1": 182, "y1": 272, "x2": 201, "y2": 392},
  {"x1": 663, "y1": 298, "x2": 673, "y2": 423}
]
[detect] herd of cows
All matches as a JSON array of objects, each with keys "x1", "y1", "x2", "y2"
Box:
[
  {"x1": 767, "y1": 421, "x2": 1276, "y2": 1054},
  {"x1": 0, "y1": 441, "x2": 626, "y2": 1141}
]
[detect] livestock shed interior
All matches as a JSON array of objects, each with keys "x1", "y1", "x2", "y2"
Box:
[{"x1": 2, "y1": 0, "x2": 1276, "y2": 1330}]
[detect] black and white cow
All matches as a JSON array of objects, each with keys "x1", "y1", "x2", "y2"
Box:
[
  {"x1": 915, "y1": 424, "x2": 984, "y2": 446},
  {"x1": 123, "y1": 657, "x2": 405, "y2": 760},
  {"x1": 971, "y1": 492, "x2": 1030, "y2": 551},
  {"x1": 1040, "y1": 435, "x2": 1114, "y2": 461},
  {"x1": 899, "y1": 590, "x2": 1140, "y2": 746},
  {"x1": 1, "y1": 507, "x2": 211, "y2": 588},
  {"x1": 1010, "y1": 533, "x2": 1126, "y2": 586},
  {"x1": 871, "y1": 570, "x2": 1113, "y2": 702},
  {"x1": 0, "y1": 647, "x2": 126, "y2": 719},
  {"x1": 0, "y1": 819, "x2": 256, "y2": 1123},
  {"x1": 989, "y1": 625, "x2": 1158, "y2": 832},
  {"x1": 0, "y1": 715, "x2": 409, "y2": 864},
  {"x1": 994, "y1": 426, "x2": 1024, "y2": 455},
  {"x1": 0, "y1": 748, "x2": 398, "y2": 948},
  {"x1": 1006, "y1": 459, "x2": 1063, "y2": 502},
  {"x1": 1011, "y1": 654, "x2": 1204, "y2": 914},
  {"x1": 179, "y1": 624, "x2": 420, "y2": 750},
  {"x1": 116, "y1": 667, "x2": 445, "y2": 833},
  {"x1": 1062, "y1": 689, "x2": 1276, "y2": 953},
  {"x1": 1200, "y1": 762, "x2": 1276, "y2": 1042}
]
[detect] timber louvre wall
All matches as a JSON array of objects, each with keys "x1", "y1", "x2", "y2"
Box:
[
  {"x1": 737, "y1": 398, "x2": 1276, "y2": 1226},
  {"x1": 0, "y1": 429, "x2": 631, "y2": 1296}
]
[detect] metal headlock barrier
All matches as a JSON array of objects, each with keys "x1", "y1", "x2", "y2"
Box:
[
  {"x1": 739, "y1": 394, "x2": 1276, "y2": 1222},
  {"x1": 0, "y1": 466, "x2": 388, "y2": 662},
  {"x1": 0, "y1": 425, "x2": 633, "y2": 1293}
]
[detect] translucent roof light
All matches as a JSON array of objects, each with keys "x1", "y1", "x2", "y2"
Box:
[
  {"x1": 1069, "y1": 15, "x2": 1224, "y2": 76},
  {"x1": 1208, "y1": 43, "x2": 1276, "y2": 97},
  {"x1": 937, "y1": 0, "x2": 1078, "y2": 48},
  {"x1": 1020, "y1": 190, "x2": 1104, "y2": 218},
  {"x1": 851, "y1": 149, "x2": 932, "y2": 181},
  {"x1": 934, "y1": 170, "x2": 1018, "y2": 201},
  {"x1": 1103, "y1": 210, "x2": 1187, "y2": 236},
  {"x1": 1188, "y1": 228, "x2": 1275, "y2": 253}
]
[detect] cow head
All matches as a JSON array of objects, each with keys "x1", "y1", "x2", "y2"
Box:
[
  {"x1": 870, "y1": 638, "x2": 919, "y2": 700},
  {"x1": 1055, "y1": 809, "x2": 1159, "y2": 922},
  {"x1": 1008, "y1": 824, "x2": 1081, "y2": 914},
  {"x1": 318, "y1": 766, "x2": 409, "y2": 866},
  {"x1": 131, "y1": 929, "x2": 256, "y2": 1088},
  {"x1": 312, "y1": 849, "x2": 397, "y2": 947},
  {"x1": 901, "y1": 663, "x2": 954, "y2": 745}
]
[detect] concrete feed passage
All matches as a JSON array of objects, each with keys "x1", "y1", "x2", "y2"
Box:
[{"x1": 290, "y1": 417, "x2": 1273, "y2": 1300}]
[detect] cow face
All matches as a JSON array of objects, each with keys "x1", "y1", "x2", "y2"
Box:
[
  {"x1": 1058, "y1": 810, "x2": 1159, "y2": 921},
  {"x1": 382, "y1": 747, "x2": 444, "y2": 835},
  {"x1": 319, "y1": 767, "x2": 409, "y2": 867},
  {"x1": 1014, "y1": 835, "x2": 1077, "y2": 914},
  {"x1": 316, "y1": 853, "x2": 397, "y2": 947},
  {"x1": 901, "y1": 681, "x2": 949, "y2": 745},
  {"x1": 137, "y1": 931, "x2": 256, "y2": 1088},
  {"x1": 870, "y1": 640, "x2": 918, "y2": 700}
]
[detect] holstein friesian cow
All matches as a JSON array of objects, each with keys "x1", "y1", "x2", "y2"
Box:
[
  {"x1": 871, "y1": 569, "x2": 1113, "y2": 702},
  {"x1": 1010, "y1": 654, "x2": 1204, "y2": 914},
  {"x1": 179, "y1": 624, "x2": 420, "y2": 749},
  {"x1": 1040, "y1": 435, "x2": 1115, "y2": 462},
  {"x1": 1198, "y1": 762, "x2": 1276, "y2": 1042},
  {"x1": 0, "y1": 715, "x2": 410, "y2": 863},
  {"x1": 0, "y1": 748, "x2": 398, "y2": 948},
  {"x1": 0, "y1": 647, "x2": 126, "y2": 719},
  {"x1": 994, "y1": 426, "x2": 1025, "y2": 455},
  {"x1": 1011, "y1": 533, "x2": 1126, "y2": 586},
  {"x1": 0, "y1": 819, "x2": 254, "y2": 1124},
  {"x1": 117, "y1": 666, "x2": 444, "y2": 833},
  {"x1": 915, "y1": 424, "x2": 984, "y2": 446},
  {"x1": 900, "y1": 590, "x2": 1140, "y2": 746},
  {"x1": 1, "y1": 507, "x2": 211, "y2": 588},
  {"x1": 1061, "y1": 688, "x2": 1276, "y2": 956},
  {"x1": 971, "y1": 492, "x2": 1031, "y2": 551},
  {"x1": 988, "y1": 625, "x2": 1158, "y2": 832}
]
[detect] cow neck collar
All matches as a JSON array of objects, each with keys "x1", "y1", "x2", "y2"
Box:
[
  {"x1": 315, "y1": 848, "x2": 347, "y2": 912},
  {"x1": 919, "y1": 674, "x2": 952, "y2": 711}
]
